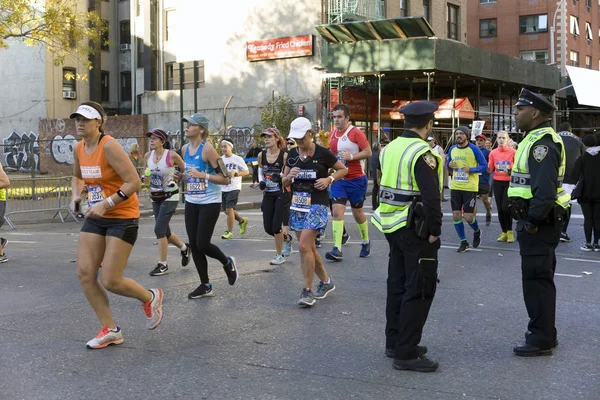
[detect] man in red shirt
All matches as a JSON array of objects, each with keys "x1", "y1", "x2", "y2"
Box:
[{"x1": 326, "y1": 104, "x2": 372, "y2": 261}]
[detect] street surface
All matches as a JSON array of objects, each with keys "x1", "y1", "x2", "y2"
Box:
[{"x1": 0, "y1": 191, "x2": 599, "y2": 399}]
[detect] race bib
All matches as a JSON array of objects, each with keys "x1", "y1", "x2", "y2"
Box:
[
  {"x1": 150, "y1": 171, "x2": 163, "y2": 191},
  {"x1": 87, "y1": 184, "x2": 106, "y2": 207},
  {"x1": 186, "y1": 177, "x2": 206, "y2": 196},
  {"x1": 496, "y1": 161, "x2": 510, "y2": 173},
  {"x1": 290, "y1": 191, "x2": 311, "y2": 212},
  {"x1": 453, "y1": 170, "x2": 469, "y2": 182},
  {"x1": 264, "y1": 175, "x2": 280, "y2": 192}
]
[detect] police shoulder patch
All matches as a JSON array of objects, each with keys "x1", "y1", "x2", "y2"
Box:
[
  {"x1": 532, "y1": 145, "x2": 549, "y2": 162},
  {"x1": 423, "y1": 153, "x2": 437, "y2": 169}
]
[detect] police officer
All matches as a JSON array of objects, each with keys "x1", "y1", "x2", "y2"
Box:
[
  {"x1": 508, "y1": 88, "x2": 570, "y2": 357},
  {"x1": 372, "y1": 101, "x2": 443, "y2": 373}
]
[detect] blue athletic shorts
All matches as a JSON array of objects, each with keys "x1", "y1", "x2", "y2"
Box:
[
  {"x1": 289, "y1": 204, "x2": 329, "y2": 232},
  {"x1": 330, "y1": 175, "x2": 368, "y2": 207}
]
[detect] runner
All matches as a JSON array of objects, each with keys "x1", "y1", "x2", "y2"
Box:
[
  {"x1": 258, "y1": 128, "x2": 292, "y2": 265},
  {"x1": 143, "y1": 128, "x2": 190, "y2": 276},
  {"x1": 181, "y1": 113, "x2": 239, "y2": 299},
  {"x1": 220, "y1": 137, "x2": 249, "y2": 239},
  {"x1": 475, "y1": 134, "x2": 493, "y2": 225},
  {"x1": 70, "y1": 101, "x2": 163, "y2": 349},
  {"x1": 487, "y1": 130, "x2": 516, "y2": 242},
  {"x1": 282, "y1": 117, "x2": 347, "y2": 307},
  {"x1": 447, "y1": 126, "x2": 488, "y2": 252},
  {"x1": 326, "y1": 104, "x2": 372, "y2": 261}
]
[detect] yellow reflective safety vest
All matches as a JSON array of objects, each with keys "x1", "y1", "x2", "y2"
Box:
[
  {"x1": 507, "y1": 126, "x2": 571, "y2": 209},
  {"x1": 371, "y1": 137, "x2": 443, "y2": 233}
]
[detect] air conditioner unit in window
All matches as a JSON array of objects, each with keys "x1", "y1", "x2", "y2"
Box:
[
  {"x1": 63, "y1": 91, "x2": 77, "y2": 99},
  {"x1": 120, "y1": 43, "x2": 131, "y2": 51}
]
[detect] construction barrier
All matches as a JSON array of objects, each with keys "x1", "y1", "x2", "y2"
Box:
[{"x1": 4, "y1": 176, "x2": 76, "y2": 229}]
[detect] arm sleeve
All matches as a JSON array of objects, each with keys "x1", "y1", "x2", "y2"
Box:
[
  {"x1": 469, "y1": 144, "x2": 488, "y2": 173},
  {"x1": 446, "y1": 146, "x2": 454, "y2": 170},
  {"x1": 527, "y1": 137, "x2": 561, "y2": 225},
  {"x1": 237, "y1": 156, "x2": 248, "y2": 171},
  {"x1": 571, "y1": 155, "x2": 583, "y2": 182},
  {"x1": 414, "y1": 154, "x2": 442, "y2": 237},
  {"x1": 258, "y1": 167, "x2": 265, "y2": 182},
  {"x1": 350, "y1": 129, "x2": 370, "y2": 151},
  {"x1": 488, "y1": 151, "x2": 495, "y2": 172}
]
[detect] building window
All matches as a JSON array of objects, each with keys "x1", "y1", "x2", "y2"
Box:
[
  {"x1": 121, "y1": 72, "x2": 132, "y2": 101},
  {"x1": 570, "y1": 50, "x2": 579, "y2": 66},
  {"x1": 120, "y1": 21, "x2": 130, "y2": 45},
  {"x1": 520, "y1": 50, "x2": 548, "y2": 63},
  {"x1": 479, "y1": 0, "x2": 496, "y2": 2},
  {"x1": 101, "y1": 71, "x2": 109, "y2": 102},
  {"x1": 586, "y1": 0, "x2": 591, "y2": 8},
  {"x1": 585, "y1": 22, "x2": 593, "y2": 41},
  {"x1": 519, "y1": 14, "x2": 548, "y2": 34},
  {"x1": 137, "y1": 37, "x2": 144, "y2": 68},
  {"x1": 586, "y1": 55, "x2": 592, "y2": 69},
  {"x1": 570, "y1": 15, "x2": 580, "y2": 36},
  {"x1": 447, "y1": 4, "x2": 459, "y2": 40},
  {"x1": 423, "y1": 0, "x2": 431, "y2": 22},
  {"x1": 101, "y1": 19, "x2": 109, "y2": 51},
  {"x1": 62, "y1": 68, "x2": 76, "y2": 92},
  {"x1": 165, "y1": 10, "x2": 175, "y2": 41},
  {"x1": 165, "y1": 62, "x2": 174, "y2": 90},
  {"x1": 400, "y1": 0, "x2": 409, "y2": 17},
  {"x1": 480, "y1": 19, "x2": 497, "y2": 38}
]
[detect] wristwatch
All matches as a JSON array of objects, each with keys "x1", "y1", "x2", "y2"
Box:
[{"x1": 329, "y1": 176, "x2": 335, "y2": 184}]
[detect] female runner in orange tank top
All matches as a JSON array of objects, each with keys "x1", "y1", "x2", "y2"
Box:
[{"x1": 70, "y1": 101, "x2": 164, "y2": 349}]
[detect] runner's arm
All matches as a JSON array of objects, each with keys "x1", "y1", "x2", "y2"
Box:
[
  {"x1": 103, "y1": 139, "x2": 141, "y2": 205},
  {"x1": 203, "y1": 143, "x2": 230, "y2": 185}
]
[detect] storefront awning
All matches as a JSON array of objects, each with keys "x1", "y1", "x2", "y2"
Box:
[
  {"x1": 315, "y1": 17, "x2": 435, "y2": 44},
  {"x1": 389, "y1": 98, "x2": 475, "y2": 120},
  {"x1": 565, "y1": 66, "x2": 600, "y2": 108}
]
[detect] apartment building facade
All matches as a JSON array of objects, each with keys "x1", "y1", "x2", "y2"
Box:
[{"x1": 467, "y1": 0, "x2": 600, "y2": 73}]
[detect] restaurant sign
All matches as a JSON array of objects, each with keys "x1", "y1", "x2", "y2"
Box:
[{"x1": 247, "y1": 35, "x2": 313, "y2": 61}]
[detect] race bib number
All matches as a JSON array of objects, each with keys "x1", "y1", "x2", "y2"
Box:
[
  {"x1": 150, "y1": 172, "x2": 163, "y2": 191},
  {"x1": 290, "y1": 191, "x2": 311, "y2": 212},
  {"x1": 87, "y1": 184, "x2": 106, "y2": 207},
  {"x1": 453, "y1": 170, "x2": 469, "y2": 182},
  {"x1": 496, "y1": 161, "x2": 510, "y2": 173},
  {"x1": 264, "y1": 175, "x2": 280, "y2": 192},
  {"x1": 186, "y1": 177, "x2": 206, "y2": 196}
]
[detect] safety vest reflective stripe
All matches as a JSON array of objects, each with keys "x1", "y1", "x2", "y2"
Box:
[
  {"x1": 507, "y1": 127, "x2": 570, "y2": 208},
  {"x1": 372, "y1": 137, "x2": 443, "y2": 233}
]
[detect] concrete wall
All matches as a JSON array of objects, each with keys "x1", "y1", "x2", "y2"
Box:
[{"x1": 141, "y1": 0, "x2": 324, "y2": 135}]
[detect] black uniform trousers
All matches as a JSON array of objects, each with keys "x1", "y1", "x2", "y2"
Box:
[
  {"x1": 384, "y1": 228, "x2": 440, "y2": 360},
  {"x1": 516, "y1": 220, "x2": 560, "y2": 349}
]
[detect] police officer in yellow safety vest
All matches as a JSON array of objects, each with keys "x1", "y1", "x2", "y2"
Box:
[
  {"x1": 371, "y1": 100, "x2": 443, "y2": 373},
  {"x1": 508, "y1": 88, "x2": 570, "y2": 358}
]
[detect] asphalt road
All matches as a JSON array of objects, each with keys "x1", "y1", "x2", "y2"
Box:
[{"x1": 0, "y1": 203, "x2": 599, "y2": 400}]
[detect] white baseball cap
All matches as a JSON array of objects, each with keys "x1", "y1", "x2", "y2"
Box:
[
  {"x1": 70, "y1": 105, "x2": 102, "y2": 120},
  {"x1": 288, "y1": 117, "x2": 312, "y2": 139}
]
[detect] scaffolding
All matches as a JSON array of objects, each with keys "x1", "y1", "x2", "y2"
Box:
[{"x1": 328, "y1": 0, "x2": 385, "y2": 24}]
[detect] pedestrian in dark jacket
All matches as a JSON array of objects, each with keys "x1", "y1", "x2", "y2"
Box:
[{"x1": 572, "y1": 134, "x2": 600, "y2": 251}]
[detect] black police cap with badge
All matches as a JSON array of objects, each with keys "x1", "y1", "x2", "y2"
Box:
[
  {"x1": 400, "y1": 100, "x2": 440, "y2": 125},
  {"x1": 514, "y1": 88, "x2": 556, "y2": 114}
]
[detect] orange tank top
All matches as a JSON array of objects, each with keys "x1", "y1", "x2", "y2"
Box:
[{"x1": 77, "y1": 135, "x2": 140, "y2": 219}]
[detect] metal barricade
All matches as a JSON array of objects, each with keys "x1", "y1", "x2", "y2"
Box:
[{"x1": 4, "y1": 176, "x2": 77, "y2": 229}]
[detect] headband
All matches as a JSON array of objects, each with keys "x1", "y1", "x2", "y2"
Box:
[{"x1": 221, "y1": 140, "x2": 234, "y2": 148}]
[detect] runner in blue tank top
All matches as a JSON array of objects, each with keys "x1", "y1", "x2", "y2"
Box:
[{"x1": 181, "y1": 113, "x2": 239, "y2": 299}]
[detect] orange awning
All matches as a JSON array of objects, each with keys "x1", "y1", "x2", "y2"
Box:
[{"x1": 389, "y1": 97, "x2": 475, "y2": 120}]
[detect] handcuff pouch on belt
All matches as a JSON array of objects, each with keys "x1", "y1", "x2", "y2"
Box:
[{"x1": 406, "y1": 197, "x2": 429, "y2": 239}]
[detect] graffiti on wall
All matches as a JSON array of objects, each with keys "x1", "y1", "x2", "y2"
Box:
[
  {"x1": 3, "y1": 131, "x2": 39, "y2": 172},
  {"x1": 39, "y1": 118, "x2": 66, "y2": 133},
  {"x1": 51, "y1": 134, "x2": 77, "y2": 165},
  {"x1": 226, "y1": 127, "x2": 256, "y2": 156}
]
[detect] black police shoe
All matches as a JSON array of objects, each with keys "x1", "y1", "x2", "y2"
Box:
[
  {"x1": 385, "y1": 346, "x2": 427, "y2": 358},
  {"x1": 513, "y1": 343, "x2": 553, "y2": 357},
  {"x1": 525, "y1": 331, "x2": 559, "y2": 348},
  {"x1": 393, "y1": 356, "x2": 439, "y2": 372}
]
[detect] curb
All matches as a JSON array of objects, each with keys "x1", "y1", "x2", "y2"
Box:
[{"x1": 138, "y1": 200, "x2": 262, "y2": 217}]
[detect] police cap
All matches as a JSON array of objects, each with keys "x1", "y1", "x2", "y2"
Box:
[
  {"x1": 400, "y1": 100, "x2": 439, "y2": 125},
  {"x1": 514, "y1": 88, "x2": 556, "y2": 114}
]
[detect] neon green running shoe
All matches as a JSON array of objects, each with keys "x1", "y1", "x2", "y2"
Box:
[
  {"x1": 221, "y1": 231, "x2": 233, "y2": 239},
  {"x1": 239, "y1": 218, "x2": 249, "y2": 235}
]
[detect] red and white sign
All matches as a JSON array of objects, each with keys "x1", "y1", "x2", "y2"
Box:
[{"x1": 247, "y1": 35, "x2": 313, "y2": 61}]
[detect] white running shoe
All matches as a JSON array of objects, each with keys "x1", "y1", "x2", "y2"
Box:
[
  {"x1": 144, "y1": 288, "x2": 164, "y2": 330},
  {"x1": 270, "y1": 254, "x2": 286, "y2": 265},
  {"x1": 86, "y1": 326, "x2": 124, "y2": 349}
]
